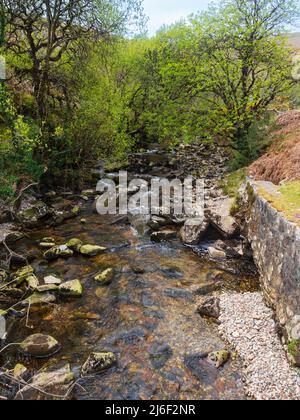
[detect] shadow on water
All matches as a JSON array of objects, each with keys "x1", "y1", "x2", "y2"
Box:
[{"x1": 1, "y1": 202, "x2": 259, "y2": 400}]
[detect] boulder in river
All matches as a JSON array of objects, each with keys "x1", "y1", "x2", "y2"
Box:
[
  {"x1": 197, "y1": 296, "x2": 220, "y2": 320},
  {"x1": 208, "y1": 247, "x2": 227, "y2": 260},
  {"x1": 16, "y1": 195, "x2": 54, "y2": 228},
  {"x1": 58, "y1": 279, "x2": 83, "y2": 297},
  {"x1": 44, "y1": 245, "x2": 74, "y2": 260},
  {"x1": 180, "y1": 218, "x2": 210, "y2": 245},
  {"x1": 19, "y1": 334, "x2": 61, "y2": 358},
  {"x1": 22, "y1": 292, "x2": 56, "y2": 307},
  {"x1": 94, "y1": 268, "x2": 114, "y2": 285},
  {"x1": 81, "y1": 352, "x2": 117, "y2": 376},
  {"x1": 15, "y1": 364, "x2": 74, "y2": 400},
  {"x1": 207, "y1": 197, "x2": 239, "y2": 239},
  {"x1": 39, "y1": 241, "x2": 56, "y2": 249},
  {"x1": 79, "y1": 244, "x2": 106, "y2": 256}
]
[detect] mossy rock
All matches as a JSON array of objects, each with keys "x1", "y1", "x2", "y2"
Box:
[
  {"x1": 65, "y1": 238, "x2": 83, "y2": 251},
  {"x1": 40, "y1": 242, "x2": 56, "y2": 249},
  {"x1": 19, "y1": 334, "x2": 61, "y2": 358},
  {"x1": 44, "y1": 245, "x2": 74, "y2": 260},
  {"x1": 208, "y1": 350, "x2": 230, "y2": 368},
  {"x1": 79, "y1": 244, "x2": 107, "y2": 257},
  {"x1": 58, "y1": 279, "x2": 83, "y2": 297},
  {"x1": 71, "y1": 206, "x2": 81, "y2": 216},
  {"x1": 13, "y1": 266, "x2": 34, "y2": 285},
  {"x1": 26, "y1": 275, "x2": 40, "y2": 289},
  {"x1": 0, "y1": 269, "x2": 9, "y2": 283},
  {"x1": 81, "y1": 352, "x2": 117, "y2": 376},
  {"x1": 94, "y1": 268, "x2": 114, "y2": 285}
]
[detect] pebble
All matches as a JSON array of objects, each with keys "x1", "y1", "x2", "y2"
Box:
[{"x1": 219, "y1": 292, "x2": 300, "y2": 400}]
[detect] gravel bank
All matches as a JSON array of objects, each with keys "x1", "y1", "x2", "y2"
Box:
[{"x1": 218, "y1": 292, "x2": 300, "y2": 400}]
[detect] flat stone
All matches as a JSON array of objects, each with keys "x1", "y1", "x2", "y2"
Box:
[
  {"x1": 44, "y1": 275, "x2": 62, "y2": 285},
  {"x1": 81, "y1": 352, "x2": 117, "y2": 376},
  {"x1": 19, "y1": 334, "x2": 61, "y2": 358},
  {"x1": 180, "y1": 218, "x2": 210, "y2": 245},
  {"x1": 58, "y1": 279, "x2": 83, "y2": 297}
]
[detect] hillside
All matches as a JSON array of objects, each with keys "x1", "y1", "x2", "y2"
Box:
[{"x1": 249, "y1": 110, "x2": 300, "y2": 184}]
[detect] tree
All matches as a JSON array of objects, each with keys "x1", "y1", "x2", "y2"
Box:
[
  {"x1": 189, "y1": 0, "x2": 300, "y2": 150},
  {"x1": 1, "y1": 0, "x2": 145, "y2": 119}
]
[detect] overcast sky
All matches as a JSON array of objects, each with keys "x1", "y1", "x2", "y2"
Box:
[{"x1": 143, "y1": 0, "x2": 212, "y2": 35}]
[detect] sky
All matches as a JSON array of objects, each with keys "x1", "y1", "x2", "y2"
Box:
[{"x1": 143, "y1": 0, "x2": 212, "y2": 35}]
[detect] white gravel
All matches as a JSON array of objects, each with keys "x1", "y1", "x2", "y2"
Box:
[{"x1": 218, "y1": 292, "x2": 300, "y2": 400}]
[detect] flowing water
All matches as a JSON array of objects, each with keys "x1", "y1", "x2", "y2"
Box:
[{"x1": 1, "y1": 198, "x2": 259, "y2": 400}]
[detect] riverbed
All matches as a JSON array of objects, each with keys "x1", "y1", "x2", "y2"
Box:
[{"x1": 0, "y1": 195, "x2": 259, "y2": 400}]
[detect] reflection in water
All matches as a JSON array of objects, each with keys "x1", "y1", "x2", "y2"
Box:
[{"x1": 1, "y1": 204, "x2": 258, "y2": 400}]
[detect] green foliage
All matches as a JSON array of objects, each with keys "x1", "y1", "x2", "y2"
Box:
[
  {"x1": 279, "y1": 182, "x2": 300, "y2": 208},
  {"x1": 288, "y1": 339, "x2": 299, "y2": 357},
  {"x1": 221, "y1": 169, "x2": 247, "y2": 198},
  {"x1": 0, "y1": 0, "x2": 299, "y2": 196}
]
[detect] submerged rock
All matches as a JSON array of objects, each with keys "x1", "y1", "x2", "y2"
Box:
[
  {"x1": 58, "y1": 279, "x2": 83, "y2": 297},
  {"x1": 44, "y1": 245, "x2": 74, "y2": 260},
  {"x1": 180, "y1": 218, "x2": 210, "y2": 245},
  {"x1": 94, "y1": 268, "x2": 114, "y2": 285},
  {"x1": 197, "y1": 296, "x2": 220, "y2": 320},
  {"x1": 19, "y1": 334, "x2": 61, "y2": 358},
  {"x1": 15, "y1": 364, "x2": 74, "y2": 400},
  {"x1": 79, "y1": 244, "x2": 106, "y2": 256},
  {"x1": 22, "y1": 292, "x2": 56, "y2": 306},
  {"x1": 196, "y1": 281, "x2": 222, "y2": 296},
  {"x1": 17, "y1": 196, "x2": 53, "y2": 228},
  {"x1": 81, "y1": 352, "x2": 117, "y2": 376}
]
